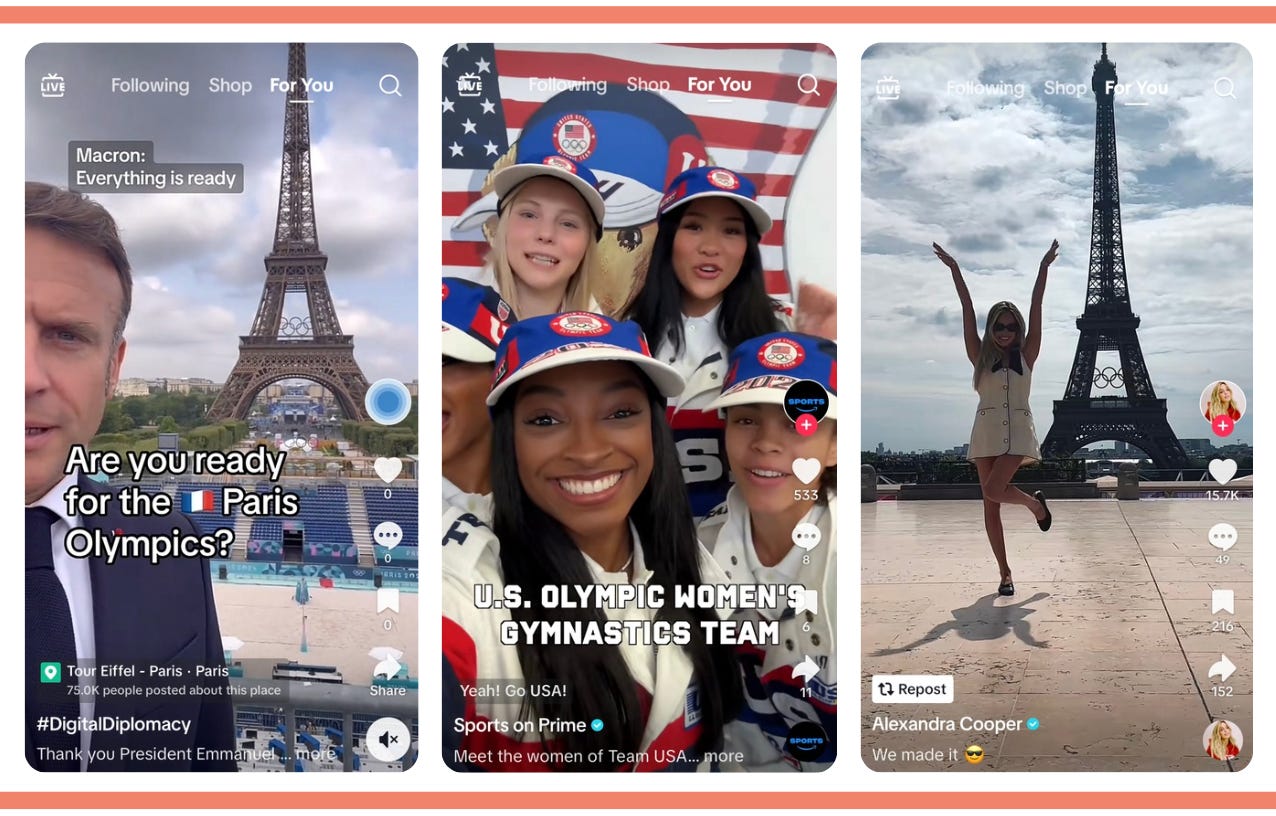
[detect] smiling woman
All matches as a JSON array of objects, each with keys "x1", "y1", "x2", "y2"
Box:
[
  {"x1": 484, "y1": 154, "x2": 607, "y2": 319},
  {"x1": 935, "y1": 239, "x2": 1058, "y2": 596},
  {"x1": 441, "y1": 312, "x2": 744, "y2": 772},
  {"x1": 624, "y1": 165, "x2": 795, "y2": 521}
]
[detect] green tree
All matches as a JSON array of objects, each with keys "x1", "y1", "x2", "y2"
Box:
[{"x1": 98, "y1": 401, "x2": 135, "y2": 433}]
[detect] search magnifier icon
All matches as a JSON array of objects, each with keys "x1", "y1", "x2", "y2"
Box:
[
  {"x1": 797, "y1": 73, "x2": 820, "y2": 96},
  {"x1": 1214, "y1": 77, "x2": 1236, "y2": 99},
  {"x1": 380, "y1": 73, "x2": 402, "y2": 97}
]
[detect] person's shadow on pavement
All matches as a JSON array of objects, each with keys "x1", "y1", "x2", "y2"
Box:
[{"x1": 870, "y1": 592, "x2": 1050, "y2": 656}]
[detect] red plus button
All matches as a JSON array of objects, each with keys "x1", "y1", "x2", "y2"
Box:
[
  {"x1": 796, "y1": 414, "x2": 818, "y2": 437},
  {"x1": 1212, "y1": 415, "x2": 1235, "y2": 437}
]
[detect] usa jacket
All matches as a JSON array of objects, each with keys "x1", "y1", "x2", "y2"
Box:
[
  {"x1": 441, "y1": 506, "x2": 729, "y2": 772},
  {"x1": 442, "y1": 476, "x2": 492, "y2": 523},
  {"x1": 697, "y1": 487, "x2": 837, "y2": 771}
]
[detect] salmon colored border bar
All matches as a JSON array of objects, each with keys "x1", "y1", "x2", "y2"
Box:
[
  {"x1": 11, "y1": 4, "x2": 1273, "y2": 810},
  {"x1": 1, "y1": 5, "x2": 1276, "y2": 23},
  {"x1": 0, "y1": 791, "x2": 1271, "y2": 808}
]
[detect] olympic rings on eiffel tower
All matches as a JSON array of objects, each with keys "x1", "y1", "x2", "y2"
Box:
[
  {"x1": 1093, "y1": 366, "x2": 1124, "y2": 388},
  {"x1": 279, "y1": 316, "x2": 313, "y2": 337}
]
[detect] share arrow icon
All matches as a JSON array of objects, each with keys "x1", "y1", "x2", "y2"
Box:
[
  {"x1": 792, "y1": 656, "x2": 820, "y2": 684},
  {"x1": 1208, "y1": 654, "x2": 1237, "y2": 683}
]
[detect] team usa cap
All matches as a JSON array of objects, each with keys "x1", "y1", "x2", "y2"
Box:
[
  {"x1": 658, "y1": 165, "x2": 773, "y2": 235},
  {"x1": 450, "y1": 89, "x2": 713, "y2": 236},
  {"x1": 710, "y1": 332, "x2": 838, "y2": 419},
  {"x1": 442, "y1": 277, "x2": 517, "y2": 364},
  {"x1": 487, "y1": 312, "x2": 685, "y2": 407},
  {"x1": 492, "y1": 153, "x2": 606, "y2": 240}
]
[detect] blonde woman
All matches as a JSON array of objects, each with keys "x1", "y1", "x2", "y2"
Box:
[
  {"x1": 485, "y1": 154, "x2": 606, "y2": 318},
  {"x1": 1206, "y1": 720, "x2": 1240, "y2": 760},
  {"x1": 1204, "y1": 381, "x2": 1242, "y2": 422},
  {"x1": 935, "y1": 240, "x2": 1059, "y2": 597}
]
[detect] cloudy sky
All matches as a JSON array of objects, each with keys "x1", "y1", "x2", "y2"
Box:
[
  {"x1": 861, "y1": 43, "x2": 1253, "y2": 452},
  {"x1": 27, "y1": 43, "x2": 418, "y2": 387}
]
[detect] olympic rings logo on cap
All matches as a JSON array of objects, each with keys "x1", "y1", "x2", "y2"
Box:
[
  {"x1": 707, "y1": 169, "x2": 740, "y2": 190},
  {"x1": 550, "y1": 312, "x2": 611, "y2": 336},
  {"x1": 758, "y1": 338, "x2": 806, "y2": 369},
  {"x1": 542, "y1": 155, "x2": 578, "y2": 173},
  {"x1": 552, "y1": 114, "x2": 597, "y2": 161}
]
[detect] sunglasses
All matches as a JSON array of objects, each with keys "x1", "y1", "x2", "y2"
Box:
[{"x1": 993, "y1": 322, "x2": 1018, "y2": 333}]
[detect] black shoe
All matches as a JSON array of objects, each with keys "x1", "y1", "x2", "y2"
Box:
[
  {"x1": 999, "y1": 578, "x2": 1015, "y2": 596},
  {"x1": 1034, "y1": 490, "x2": 1052, "y2": 532}
]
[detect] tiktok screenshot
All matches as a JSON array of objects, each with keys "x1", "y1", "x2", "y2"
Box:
[
  {"x1": 861, "y1": 43, "x2": 1253, "y2": 771},
  {"x1": 439, "y1": 42, "x2": 838, "y2": 771},
  {"x1": 25, "y1": 42, "x2": 419, "y2": 772}
]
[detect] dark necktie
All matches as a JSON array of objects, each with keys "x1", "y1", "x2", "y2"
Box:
[{"x1": 26, "y1": 507, "x2": 81, "y2": 772}]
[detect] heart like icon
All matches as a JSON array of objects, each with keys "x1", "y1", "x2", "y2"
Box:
[
  {"x1": 374, "y1": 457, "x2": 402, "y2": 484},
  {"x1": 792, "y1": 457, "x2": 821, "y2": 485},
  {"x1": 1208, "y1": 458, "x2": 1237, "y2": 485}
]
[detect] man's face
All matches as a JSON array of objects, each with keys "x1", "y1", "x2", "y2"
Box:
[{"x1": 26, "y1": 227, "x2": 126, "y2": 503}]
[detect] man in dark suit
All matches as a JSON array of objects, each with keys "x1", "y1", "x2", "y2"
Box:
[{"x1": 26, "y1": 182, "x2": 236, "y2": 771}]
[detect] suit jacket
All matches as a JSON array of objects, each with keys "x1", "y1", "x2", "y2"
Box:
[{"x1": 45, "y1": 476, "x2": 237, "y2": 771}]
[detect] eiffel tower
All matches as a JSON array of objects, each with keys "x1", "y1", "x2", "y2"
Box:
[
  {"x1": 1040, "y1": 44, "x2": 1187, "y2": 468},
  {"x1": 207, "y1": 43, "x2": 371, "y2": 422}
]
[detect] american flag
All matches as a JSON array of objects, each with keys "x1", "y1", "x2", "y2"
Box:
[{"x1": 441, "y1": 43, "x2": 837, "y2": 303}]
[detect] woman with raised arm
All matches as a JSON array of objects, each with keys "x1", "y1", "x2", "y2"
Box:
[{"x1": 934, "y1": 239, "x2": 1059, "y2": 597}]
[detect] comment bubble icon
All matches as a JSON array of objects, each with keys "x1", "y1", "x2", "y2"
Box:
[
  {"x1": 791, "y1": 522, "x2": 822, "y2": 551},
  {"x1": 1208, "y1": 522, "x2": 1238, "y2": 552},
  {"x1": 374, "y1": 521, "x2": 404, "y2": 550}
]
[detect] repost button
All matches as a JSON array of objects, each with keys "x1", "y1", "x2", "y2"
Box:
[{"x1": 871, "y1": 674, "x2": 954, "y2": 704}]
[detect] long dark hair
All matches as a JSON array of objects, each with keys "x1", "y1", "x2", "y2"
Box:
[
  {"x1": 490, "y1": 369, "x2": 743, "y2": 770},
  {"x1": 626, "y1": 202, "x2": 784, "y2": 357}
]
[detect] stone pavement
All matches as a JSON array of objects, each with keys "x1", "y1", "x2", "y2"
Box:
[{"x1": 861, "y1": 497, "x2": 1252, "y2": 772}]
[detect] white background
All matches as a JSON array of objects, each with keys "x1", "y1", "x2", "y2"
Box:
[{"x1": 5, "y1": 10, "x2": 1268, "y2": 807}]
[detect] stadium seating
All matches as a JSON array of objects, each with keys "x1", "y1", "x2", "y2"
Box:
[{"x1": 243, "y1": 485, "x2": 357, "y2": 564}]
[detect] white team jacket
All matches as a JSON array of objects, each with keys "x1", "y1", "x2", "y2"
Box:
[
  {"x1": 441, "y1": 505, "x2": 731, "y2": 772},
  {"x1": 669, "y1": 302, "x2": 797, "y2": 412},
  {"x1": 442, "y1": 476, "x2": 491, "y2": 522},
  {"x1": 697, "y1": 487, "x2": 837, "y2": 771}
]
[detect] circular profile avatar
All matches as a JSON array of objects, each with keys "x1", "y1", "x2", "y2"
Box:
[
  {"x1": 1200, "y1": 380, "x2": 1246, "y2": 424},
  {"x1": 1203, "y1": 719, "x2": 1242, "y2": 760}
]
